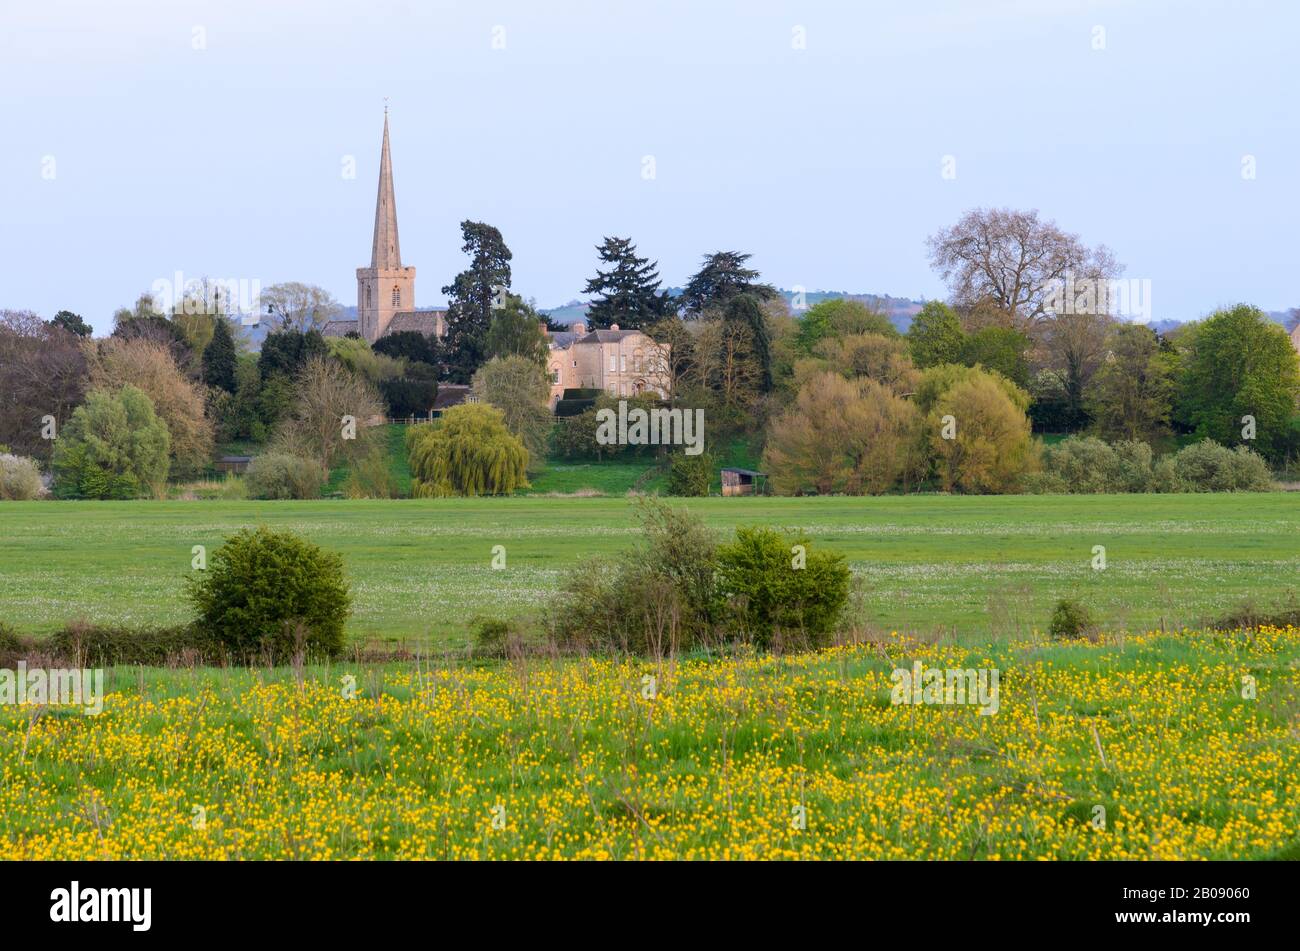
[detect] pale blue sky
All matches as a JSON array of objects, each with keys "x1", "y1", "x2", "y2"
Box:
[{"x1": 2, "y1": 0, "x2": 1296, "y2": 334}]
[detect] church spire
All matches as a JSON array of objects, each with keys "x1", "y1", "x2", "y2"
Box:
[{"x1": 370, "y1": 108, "x2": 401, "y2": 269}]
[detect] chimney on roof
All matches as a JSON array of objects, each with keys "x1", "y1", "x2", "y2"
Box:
[
  {"x1": 573, "y1": 322, "x2": 587, "y2": 335},
  {"x1": 610, "y1": 323, "x2": 620, "y2": 331}
]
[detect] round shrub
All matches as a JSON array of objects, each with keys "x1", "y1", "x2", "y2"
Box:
[
  {"x1": 667, "y1": 452, "x2": 712, "y2": 496},
  {"x1": 185, "y1": 527, "x2": 351, "y2": 659},
  {"x1": 1171, "y1": 440, "x2": 1272, "y2": 492},
  {"x1": 0, "y1": 453, "x2": 44, "y2": 500},
  {"x1": 244, "y1": 452, "x2": 322, "y2": 499},
  {"x1": 1048, "y1": 599, "x2": 1096, "y2": 640},
  {"x1": 715, "y1": 527, "x2": 850, "y2": 649}
]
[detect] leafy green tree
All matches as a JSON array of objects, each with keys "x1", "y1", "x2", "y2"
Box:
[
  {"x1": 763, "y1": 373, "x2": 923, "y2": 495},
  {"x1": 202, "y1": 316, "x2": 239, "y2": 394},
  {"x1": 270, "y1": 356, "x2": 384, "y2": 474},
  {"x1": 667, "y1": 451, "x2": 714, "y2": 496},
  {"x1": 257, "y1": 328, "x2": 329, "y2": 379},
  {"x1": 484, "y1": 295, "x2": 549, "y2": 365},
  {"x1": 688, "y1": 295, "x2": 773, "y2": 422},
  {"x1": 1088, "y1": 323, "x2": 1176, "y2": 443},
  {"x1": 722, "y1": 293, "x2": 773, "y2": 393},
  {"x1": 960, "y1": 326, "x2": 1032, "y2": 388},
  {"x1": 325, "y1": 336, "x2": 402, "y2": 386},
  {"x1": 185, "y1": 527, "x2": 350, "y2": 659},
  {"x1": 380, "y1": 362, "x2": 438, "y2": 417},
  {"x1": 796, "y1": 298, "x2": 898, "y2": 354},
  {"x1": 1177, "y1": 304, "x2": 1300, "y2": 461},
  {"x1": 583, "y1": 236, "x2": 669, "y2": 329},
  {"x1": 715, "y1": 527, "x2": 850, "y2": 649},
  {"x1": 406, "y1": 402, "x2": 529, "y2": 496},
  {"x1": 913, "y1": 363, "x2": 1029, "y2": 417},
  {"x1": 51, "y1": 385, "x2": 170, "y2": 498},
  {"x1": 927, "y1": 371, "x2": 1035, "y2": 493},
  {"x1": 51, "y1": 310, "x2": 93, "y2": 337},
  {"x1": 471, "y1": 355, "x2": 552, "y2": 470},
  {"x1": 906, "y1": 301, "x2": 965, "y2": 368},
  {"x1": 372, "y1": 330, "x2": 439, "y2": 367},
  {"x1": 680, "y1": 251, "x2": 775, "y2": 316},
  {"x1": 441, "y1": 221, "x2": 513, "y2": 383},
  {"x1": 801, "y1": 332, "x2": 918, "y2": 395},
  {"x1": 1041, "y1": 310, "x2": 1112, "y2": 431},
  {"x1": 218, "y1": 355, "x2": 266, "y2": 442}
]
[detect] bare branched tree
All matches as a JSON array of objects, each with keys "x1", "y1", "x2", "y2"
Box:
[{"x1": 927, "y1": 208, "x2": 1120, "y2": 326}]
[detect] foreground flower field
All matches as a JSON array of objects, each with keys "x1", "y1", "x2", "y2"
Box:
[{"x1": 2, "y1": 627, "x2": 1298, "y2": 860}]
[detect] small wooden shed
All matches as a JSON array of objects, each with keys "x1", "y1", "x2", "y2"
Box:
[
  {"x1": 214, "y1": 454, "x2": 253, "y2": 475},
  {"x1": 721, "y1": 467, "x2": 766, "y2": 497}
]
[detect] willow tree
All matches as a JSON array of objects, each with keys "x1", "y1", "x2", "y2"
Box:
[{"x1": 406, "y1": 403, "x2": 529, "y2": 497}]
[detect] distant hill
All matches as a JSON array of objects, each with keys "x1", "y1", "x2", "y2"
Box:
[
  {"x1": 232, "y1": 299, "x2": 1292, "y2": 350},
  {"x1": 540, "y1": 289, "x2": 926, "y2": 333}
]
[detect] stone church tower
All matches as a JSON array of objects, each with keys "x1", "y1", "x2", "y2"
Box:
[{"x1": 356, "y1": 109, "x2": 415, "y2": 342}]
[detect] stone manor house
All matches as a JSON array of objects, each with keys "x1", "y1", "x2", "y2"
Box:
[{"x1": 325, "y1": 111, "x2": 670, "y2": 409}]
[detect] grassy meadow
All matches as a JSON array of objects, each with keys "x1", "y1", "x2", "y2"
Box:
[
  {"x1": 3, "y1": 626, "x2": 1297, "y2": 859},
  {"x1": 1, "y1": 492, "x2": 1297, "y2": 646}
]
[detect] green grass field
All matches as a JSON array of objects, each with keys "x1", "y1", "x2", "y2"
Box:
[{"x1": 2, "y1": 493, "x2": 1296, "y2": 646}]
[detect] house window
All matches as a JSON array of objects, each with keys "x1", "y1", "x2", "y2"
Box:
[
  {"x1": 572, "y1": 359, "x2": 577, "y2": 367},
  {"x1": 609, "y1": 354, "x2": 617, "y2": 373},
  {"x1": 392, "y1": 286, "x2": 401, "y2": 307},
  {"x1": 366, "y1": 285, "x2": 372, "y2": 306},
  {"x1": 550, "y1": 367, "x2": 560, "y2": 384},
  {"x1": 620, "y1": 354, "x2": 627, "y2": 372}
]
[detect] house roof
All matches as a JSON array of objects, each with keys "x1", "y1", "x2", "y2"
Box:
[
  {"x1": 433, "y1": 384, "x2": 471, "y2": 410},
  {"x1": 322, "y1": 319, "x2": 359, "y2": 337},
  {"x1": 386, "y1": 310, "x2": 446, "y2": 336},
  {"x1": 547, "y1": 331, "x2": 579, "y2": 350},
  {"x1": 721, "y1": 467, "x2": 766, "y2": 478},
  {"x1": 577, "y1": 329, "x2": 642, "y2": 344}
]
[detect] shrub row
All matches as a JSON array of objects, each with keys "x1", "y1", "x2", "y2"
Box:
[
  {"x1": 546, "y1": 499, "x2": 850, "y2": 654},
  {"x1": 1026, "y1": 437, "x2": 1272, "y2": 494}
]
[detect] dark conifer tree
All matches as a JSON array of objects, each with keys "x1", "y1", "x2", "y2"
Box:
[
  {"x1": 583, "y1": 237, "x2": 668, "y2": 330},
  {"x1": 201, "y1": 316, "x2": 239, "y2": 394},
  {"x1": 441, "y1": 221, "x2": 512, "y2": 384}
]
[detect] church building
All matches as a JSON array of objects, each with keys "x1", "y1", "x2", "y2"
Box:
[{"x1": 325, "y1": 110, "x2": 446, "y2": 342}]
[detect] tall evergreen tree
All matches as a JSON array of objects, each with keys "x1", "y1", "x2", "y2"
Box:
[
  {"x1": 51, "y1": 310, "x2": 93, "y2": 337},
  {"x1": 202, "y1": 316, "x2": 239, "y2": 394},
  {"x1": 441, "y1": 221, "x2": 512, "y2": 384},
  {"x1": 721, "y1": 293, "x2": 773, "y2": 393},
  {"x1": 583, "y1": 237, "x2": 668, "y2": 330},
  {"x1": 680, "y1": 251, "x2": 776, "y2": 316}
]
